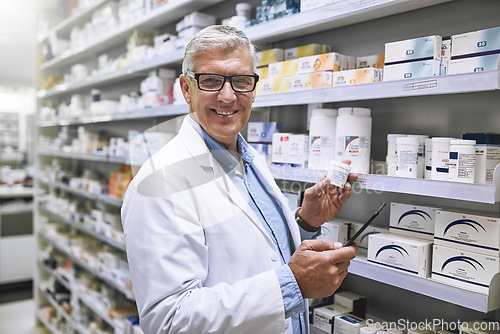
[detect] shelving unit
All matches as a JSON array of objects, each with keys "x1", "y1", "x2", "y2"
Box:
[{"x1": 35, "y1": 0, "x2": 500, "y2": 332}]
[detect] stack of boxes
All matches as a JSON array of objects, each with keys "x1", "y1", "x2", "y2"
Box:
[
  {"x1": 175, "y1": 12, "x2": 217, "y2": 49},
  {"x1": 246, "y1": 122, "x2": 280, "y2": 164}
]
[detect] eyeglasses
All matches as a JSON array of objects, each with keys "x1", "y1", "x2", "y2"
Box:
[{"x1": 186, "y1": 71, "x2": 259, "y2": 93}]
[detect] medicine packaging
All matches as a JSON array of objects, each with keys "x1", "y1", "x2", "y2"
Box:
[
  {"x1": 314, "y1": 304, "x2": 352, "y2": 333},
  {"x1": 384, "y1": 35, "x2": 442, "y2": 64},
  {"x1": 317, "y1": 220, "x2": 349, "y2": 244},
  {"x1": 389, "y1": 202, "x2": 439, "y2": 240},
  {"x1": 463, "y1": 132, "x2": 500, "y2": 184},
  {"x1": 434, "y1": 209, "x2": 500, "y2": 256},
  {"x1": 349, "y1": 221, "x2": 389, "y2": 253},
  {"x1": 383, "y1": 60, "x2": 440, "y2": 81},
  {"x1": 356, "y1": 54, "x2": 385, "y2": 69},
  {"x1": 268, "y1": 59, "x2": 298, "y2": 78},
  {"x1": 257, "y1": 48, "x2": 284, "y2": 67},
  {"x1": 367, "y1": 233, "x2": 432, "y2": 277},
  {"x1": 247, "y1": 122, "x2": 280, "y2": 143},
  {"x1": 272, "y1": 133, "x2": 309, "y2": 167},
  {"x1": 334, "y1": 291, "x2": 367, "y2": 319},
  {"x1": 334, "y1": 314, "x2": 366, "y2": 334},
  {"x1": 297, "y1": 52, "x2": 342, "y2": 74},
  {"x1": 290, "y1": 71, "x2": 333, "y2": 91},
  {"x1": 431, "y1": 245, "x2": 500, "y2": 294},
  {"x1": 448, "y1": 54, "x2": 500, "y2": 75},
  {"x1": 332, "y1": 68, "x2": 382, "y2": 86},
  {"x1": 451, "y1": 26, "x2": 500, "y2": 57},
  {"x1": 285, "y1": 43, "x2": 325, "y2": 60}
]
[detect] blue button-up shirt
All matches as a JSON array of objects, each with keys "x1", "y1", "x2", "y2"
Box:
[{"x1": 188, "y1": 116, "x2": 316, "y2": 333}]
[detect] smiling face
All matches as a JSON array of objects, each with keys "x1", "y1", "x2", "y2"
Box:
[{"x1": 179, "y1": 46, "x2": 256, "y2": 151}]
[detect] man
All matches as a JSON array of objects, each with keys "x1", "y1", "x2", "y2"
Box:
[{"x1": 122, "y1": 25, "x2": 358, "y2": 334}]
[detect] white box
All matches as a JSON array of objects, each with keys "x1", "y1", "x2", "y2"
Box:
[
  {"x1": 448, "y1": 54, "x2": 500, "y2": 75},
  {"x1": 332, "y1": 68, "x2": 382, "y2": 86},
  {"x1": 247, "y1": 122, "x2": 280, "y2": 143},
  {"x1": 317, "y1": 220, "x2": 349, "y2": 244},
  {"x1": 257, "y1": 48, "x2": 284, "y2": 67},
  {"x1": 440, "y1": 39, "x2": 451, "y2": 75},
  {"x1": 268, "y1": 59, "x2": 298, "y2": 78},
  {"x1": 367, "y1": 233, "x2": 433, "y2": 277},
  {"x1": 285, "y1": 43, "x2": 324, "y2": 60},
  {"x1": 431, "y1": 245, "x2": 500, "y2": 294},
  {"x1": 334, "y1": 314, "x2": 366, "y2": 334},
  {"x1": 451, "y1": 26, "x2": 500, "y2": 57},
  {"x1": 383, "y1": 60, "x2": 440, "y2": 81},
  {"x1": 389, "y1": 202, "x2": 439, "y2": 240},
  {"x1": 434, "y1": 210, "x2": 500, "y2": 256},
  {"x1": 350, "y1": 221, "x2": 389, "y2": 253},
  {"x1": 334, "y1": 291, "x2": 366, "y2": 319},
  {"x1": 356, "y1": 54, "x2": 385, "y2": 69},
  {"x1": 314, "y1": 304, "x2": 351, "y2": 333},
  {"x1": 272, "y1": 133, "x2": 309, "y2": 167},
  {"x1": 176, "y1": 11, "x2": 216, "y2": 32},
  {"x1": 385, "y1": 35, "x2": 442, "y2": 64},
  {"x1": 297, "y1": 52, "x2": 342, "y2": 74}
]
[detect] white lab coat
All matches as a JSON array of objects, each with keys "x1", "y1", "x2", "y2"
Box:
[{"x1": 122, "y1": 116, "x2": 307, "y2": 334}]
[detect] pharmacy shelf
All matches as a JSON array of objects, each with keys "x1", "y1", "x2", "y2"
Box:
[
  {"x1": 244, "y1": 0, "x2": 451, "y2": 43},
  {"x1": 39, "y1": 0, "x2": 224, "y2": 71},
  {"x1": 39, "y1": 206, "x2": 126, "y2": 251},
  {"x1": 38, "y1": 285, "x2": 73, "y2": 325},
  {"x1": 38, "y1": 104, "x2": 189, "y2": 127},
  {"x1": 38, "y1": 149, "x2": 129, "y2": 165},
  {"x1": 38, "y1": 48, "x2": 186, "y2": 98},
  {"x1": 270, "y1": 164, "x2": 500, "y2": 204},
  {"x1": 0, "y1": 186, "x2": 34, "y2": 198},
  {"x1": 350, "y1": 256, "x2": 500, "y2": 313},
  {"x1": 40, "y1": 232, "x2": 134, "y2": 300},
  {"x1": 39, "y1": 179, "x2": 123, "y2": 207},
  {"x1": 37, "y1": 311, "x2": 64, "y2": 334},
  {"x1": 253, "y1": 70, "x2": 500, "y2": 107},
  {"x1": 50, "y1": 0, "x2": 109, "y2": 39}
]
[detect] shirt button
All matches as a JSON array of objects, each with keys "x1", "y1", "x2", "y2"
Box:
[
  {"x1": 270, "y1": 253, "x2": 278, "y2": 262},
  {"x1": 229, "y1": 164, "x2": 234, "y2": 169}
]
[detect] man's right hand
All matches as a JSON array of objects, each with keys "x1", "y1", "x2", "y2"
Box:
[{"x1": 288, "y1": 239, "x2": 358, "y2": 299}]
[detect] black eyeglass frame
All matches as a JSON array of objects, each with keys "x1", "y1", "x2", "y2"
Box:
[{"x1": 186, "y1": 71, "x2": 260, "y2": 93}]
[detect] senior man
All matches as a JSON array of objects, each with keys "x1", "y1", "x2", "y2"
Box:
[{"x1": 122, "y1": 25, "x2": 358, "y2": 334}]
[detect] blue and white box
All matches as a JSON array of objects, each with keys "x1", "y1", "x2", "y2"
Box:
[
  {"x1": 431, "y1": 244, "x2": 500, "y2": 294},
  {"x1": 385, "y1": 35, "x2": 442, "y2": 64},
  {"x1": 389, "y1": 202, "x2": 440, "y2": 241},
  {"x1": 451, "y1": 26, "x2": 500, "y2": 57},
  {"x1": 448, "y1": 54, "x2": 500, "y2": 74},
  {"x1": 383, "y1": 59, "x2": 440, "y2": 81},
  {"x1": 334, "y1": 314, "x2": 366, "y2": 334},
  {"x1": 247, "y1": 122, "x2": 280, "y2": 143},
  {"x1": 434, "y1": 210, "x2": 500, "y2": 257},
  {"x1": 367, "y1": 233, "x2": 433, "y2": 277}
]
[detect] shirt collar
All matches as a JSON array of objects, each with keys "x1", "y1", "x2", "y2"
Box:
[{"x1": 187, "y1": 115, "x2": 255, "y2": 173}]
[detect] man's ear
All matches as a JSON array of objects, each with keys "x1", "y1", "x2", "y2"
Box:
[{"x1": 179, "y1": 74, "x2": 191, "y2": 104}]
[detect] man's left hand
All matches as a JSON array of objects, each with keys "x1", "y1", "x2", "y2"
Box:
[{"x1": 297, "y1": 160, "x2": 358, "y2": 230}]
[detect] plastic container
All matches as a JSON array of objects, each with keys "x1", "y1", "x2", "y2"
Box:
[
  {"x1": 387, "y1": 134, "x2": 406, "y2": 157},
  {"x1": 335, "y1": 107, "x2": 372, "y2": 173},
  {"x1": 407, "y1": 134, "x2": 428, "y2": 178},
  {"x1": 236, "y1": 3, "x2": 252, "y2": 19},
  {"x1": 386, "y1": 155, "x2": 397, "y2": 176},
  {"x1": 463, "y1": 132, "x2": 500, "y2": 184},
  {"x1": 360, "y1": 327, "x2": 377, "y2": 334},
  {"x1": 308, "y1": 108, "x2": 337, "y2": 170},
  {"x1": 449, "y1": 139, "x2": 476, "y2": 183},
  {"x1": 431, "y1": 137, "x2": 454, "y2": 180},
  {"x1": 396, "y1": 136, "x2": 419, "y2": 178},
  {"x1": 327, "y1": 160, "x2": 352, "y2": 188},
  {"x1": 424, "y1": 138, "x2": 433, "y2": 179}
]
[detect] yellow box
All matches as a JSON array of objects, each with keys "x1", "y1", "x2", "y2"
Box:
[
  {"x1": 256, "y1": 66, "x2": 269, "y2": 80},
  {"x1": 257, "y1": 79, "x2": 272, "y2": 95},
  {"x1": 356, "y1": 54, "x2": 385, "y2": 69},
  {"x1": 257, "y1": 48, "x2": 284, "y2": 67},
  {"x1": 268, "y1": 59, "x2": 298, "y2": 78},
  {"x1": 297, "y1": 52, "x2": 342, "y2": 74},
  {"x1": 285, "y1": 43, "x2": 326, "y2": 60},
  {"x1": 290, "y1": 71, "x2": 333, "y2": 91},
  {"x1": 271, "y1": 77, "x2": 291, "y2": 93},
  {"x1": 332, "y1": 68, "x2": 382, "y2": 86}
]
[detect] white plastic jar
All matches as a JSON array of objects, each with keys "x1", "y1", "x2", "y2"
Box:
[
  {"x1": 387, "y1": 134, "x2": 406, "y2": 158},
  {"x1": 424, "y1": 138, "x2": 433, "y2": 179},
  {"x1": 360, "y1": 327, "x2": 377, "y2": 334},
  {"x1": 335, "y1": 107, "x2": 372, "y2": 173},
  {"x1": 308, "y1": 109, "x2": 338, "y2": 170},
  {"x1": 431, "y1": 137, "x2": 454, "y2": 180},
  {"x1": 407, "y1": 134, "x2": 428, "y2": 178},
  {"x1": 327, "y1": 160, "x2": 352, "y2": 188},
  {"x1": 449, "y1": 139, "x2": 476, "y2": 183},
  {"x1": 396, "y1": 136, "x2": 419, "y2": 178},
  {"x1": 386, "y1": 155, "x2": 397, "y2": 176}
]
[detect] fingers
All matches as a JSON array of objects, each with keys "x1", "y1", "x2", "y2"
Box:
[
  {"x1": 324, "y1": 245, "x2": 358, "y2": 265},
  {"x1": 301, "y1": 239, "x2": 342, "y2": 252}
]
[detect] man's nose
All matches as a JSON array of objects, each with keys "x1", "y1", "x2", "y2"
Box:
[{"x1": 217, "y1": 80, "x2": 236, "y2": 102}]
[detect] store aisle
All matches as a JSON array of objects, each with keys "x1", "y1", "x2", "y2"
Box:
[{"x1": 0, "y1": 299, "x2": 49, "y2": 334}]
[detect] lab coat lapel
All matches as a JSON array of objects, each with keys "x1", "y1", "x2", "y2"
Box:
[{"x1": 178, "y1": 117, "x2": 277, "y2": 247}]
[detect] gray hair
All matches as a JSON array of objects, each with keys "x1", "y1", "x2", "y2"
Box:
[{"x1": 182, "y1": 25, "x2": 257, "y2": 73}]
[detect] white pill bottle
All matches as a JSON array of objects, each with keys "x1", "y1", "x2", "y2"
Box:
[
  {"x1": 335, "y1": 107, "x2": 372, "y2": 173},
  {"x1": 308, "y1": 108, "x2": 338, "y2": 170}
]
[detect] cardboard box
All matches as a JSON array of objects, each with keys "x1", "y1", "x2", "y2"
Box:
[
  {"x1": 334, "y1": 291, "x2": 367, "y2": 319},
  {"x1": 257, "y1": 48, "x2": 284, "y2": 67},
  {"x1": 448, "y1": 54, "x2": 500, "y2": 75},
  {"x1": 334, "y1": 314, "x2": 366, "y2": 334},
  {"x1": 367, "y1": 233, "x2": 433, "y2": 277},
  {"x1": 297, "y1": 52, "x2": 342, "y2": 74},
  {"x1": 431, "y1": 245, "x2": 500, "y2": 294},
  {"x1": 317, "y1": 220, "x2": 349, "y2": 244},
  {"x1": 434, "y1": 210, "x2": 500, "y2": 256},
  {"x1": 272, "y1": 133, "x2": 309, "y2": 167},
  {"x1": 269, "y1": 59, "x2": 298, "y2": 78},
  {"x1": 285, "y1": 43, "x2": 324, "y2": 60},
  {"x1": 314, "y1": 304, "x2": 351, "y2": 333},
  {"x1": 451, "y1": 26, "x2": 500, "y2": 57},
  {"x1": 290, "y1": 71, "x2": 333, "y2": 91},
  {"x1": 256, "y1": 66, "x2": 269, "y2": 80},
  {"x1": 349, "y1": 222, "x2": 389, "y2": 254},
  {"x1": 357, "y1": 54, "x2": 385, "y2": 69},
  {"x1": 383, "y1": 60, "x2": 440, "y2": 81},
  {"x1": 385, "y1": 35, "x2": 442, "y2": 64},
  {"x1": 247, "y1": 122, "x2": 280, "y2": 143},
  {"x1": 332, "y1": 68, "x2": 382, "y2": 86},
  {"x1": 389, "y1": 202, "x2": 439, "y2": 240}
]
